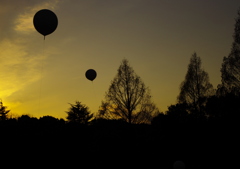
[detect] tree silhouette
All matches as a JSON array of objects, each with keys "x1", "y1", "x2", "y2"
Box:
[
  {"x1": 39, "y1": 115, "x2": 65, "y2": 126},
  {"x1": 178, "y1": 52, "x2": 214, "y2": 115},
  {"x1": 98, "y1": 59, "x2": 158, "y2": 124},
  {"x1": 17, "y1": 114, "x2": 38, "y2": 125},
  {"x1": 0, "y1": 100, "x2": 10, "y2": 121},
  {"x1": 218, "y1": 8, "x2": 240, "y2": 95},
  {"x1": 66, "y1": 101, "x2": 93, "y2": 125},
  {"x1": 166, "y1": 103, "x2": 189, "y2": 119}
]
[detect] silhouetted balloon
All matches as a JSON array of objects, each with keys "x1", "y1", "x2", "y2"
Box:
[
  {"x1": 33, "y1": 9, "x2": 58, "y2": 37},
  {"x1": 85, "y1": 69, "x2": 97, "y2": 81}
]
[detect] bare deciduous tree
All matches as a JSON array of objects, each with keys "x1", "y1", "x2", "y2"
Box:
[
  {"x1": 98, "y1": 59, "x2": 159, "y2": 124},
  {"x1": 218, "y1": 8, "x2": 240, "y2": 95},
  {"x1": 178, "y1": 52, "x2": 215, "y2": 114}
]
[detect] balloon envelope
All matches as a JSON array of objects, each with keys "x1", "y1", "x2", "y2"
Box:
[
  {"x1": 33, "y1": 9, "x2": 58, "y2": 37},
  {"x1": 85, "y1": 69, "x2": 97, "y2": 81}
]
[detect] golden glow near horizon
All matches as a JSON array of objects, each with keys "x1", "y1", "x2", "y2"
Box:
[{"x1": 0, "y1": 0, "x2": 239, "y2": 119}]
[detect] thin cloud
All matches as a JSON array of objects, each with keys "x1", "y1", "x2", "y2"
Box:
[
  {"x1": 0, "y1": 39, "x2": 44, "y2": 98},
  {"x1": 14, "y1": 0, "x2": 60, "y2": 33},
  {"x1": 0, "y1": 0, "x2": 61, "y2": 104}
]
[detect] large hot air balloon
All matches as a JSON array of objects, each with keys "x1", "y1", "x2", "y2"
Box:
[
  {"x1": 33, "y1": 9, "x2": 58, "y2": 39},
  {"x1": 85, "y1": 69, "x2": 97, "y2": 81}
]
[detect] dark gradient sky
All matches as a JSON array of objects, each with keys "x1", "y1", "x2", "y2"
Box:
[{"x1": 0, "y1": 0, "x2": 239, "y2": 118}]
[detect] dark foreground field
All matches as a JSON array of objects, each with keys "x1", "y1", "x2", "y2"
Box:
[{"x1": 0, "y1": 117, "x2": 237, "y2": 168}]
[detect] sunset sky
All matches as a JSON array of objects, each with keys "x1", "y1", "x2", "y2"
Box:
[{"x1": 0, "y1": 0, "x2": 239, "y2": 119}]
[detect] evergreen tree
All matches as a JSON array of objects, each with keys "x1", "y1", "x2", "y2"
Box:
[
  {"x1": 66, "y1": 101, "x2": 93, "y2": 125},
  {"x1": 0, "y1": 100, "x2": 10, "y2": 121},
  {"x1": 219, "y1": 8, "x2": 240, "y2": 95}
]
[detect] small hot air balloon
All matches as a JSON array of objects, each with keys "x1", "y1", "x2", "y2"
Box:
[
  {"x1": 33, "y1": 9, "x2": 58, "y2": 39},
  {"x1": 85, "y1": 69, "x2": 97, "y2": 81}
]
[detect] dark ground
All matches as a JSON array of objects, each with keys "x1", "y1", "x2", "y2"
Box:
[{"x1": 0, "y1": 117, "x2": 237, "y2": 168}]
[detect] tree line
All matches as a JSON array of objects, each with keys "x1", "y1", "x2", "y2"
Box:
[{"x1": 1, "y1": 7, "x2": 239, "y2": 169}]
